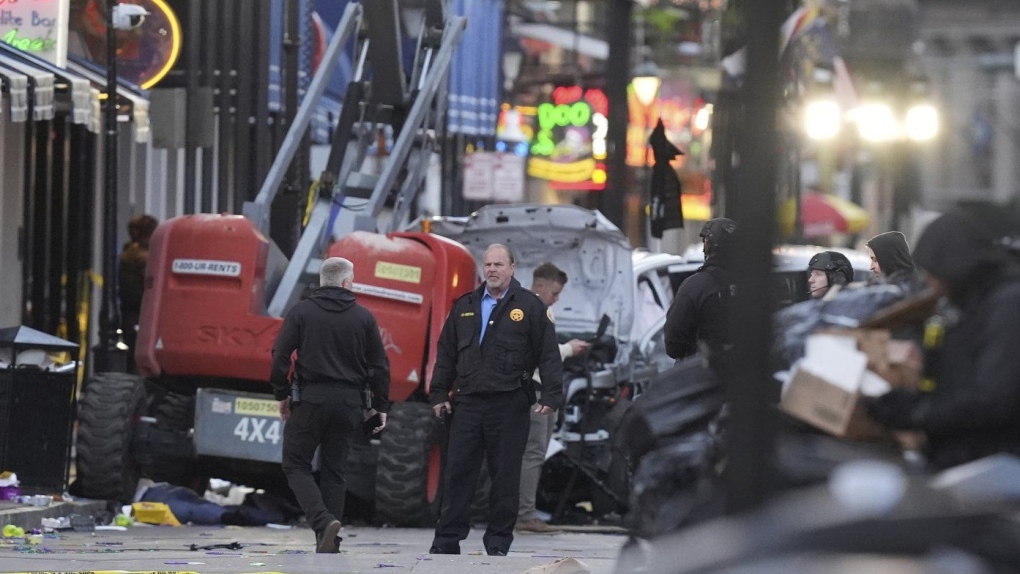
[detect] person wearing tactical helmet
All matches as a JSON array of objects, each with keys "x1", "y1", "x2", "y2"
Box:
[
  {"x1": 807, "y1": 251, "x2": 855, "y2": 299},
  {"x1": 664, "y1": 218, "x2": 738, "y2": 361}
]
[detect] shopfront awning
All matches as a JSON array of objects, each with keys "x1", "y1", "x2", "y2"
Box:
[
  {"x1": 0, "y1": 53, "x2": 54, "y2": 121},
  {"x1": 0, "y1": 63, "x2": 28, "y2": 122},
  {"x1": 510, "y1": 22, "x2": 609, "y2": 60},
  {"x1": 66, "y1": 58, "x2": 150, "y2": 143},
  {"x1": 0, "y1": 43, "x2": 95, "y2": 127}
]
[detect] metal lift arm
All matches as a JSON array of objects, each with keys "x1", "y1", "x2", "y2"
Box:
[{"x1": 258, "y1": 0, "x2": 465, "y2": 317}]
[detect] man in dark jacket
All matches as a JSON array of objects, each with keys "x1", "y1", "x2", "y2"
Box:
[
  {"x1": 270, "y1": 257, "x2": 390, "y2": 553},
  {"x1": 864, "y1": 209, "x2": 1020, "y2": 469},
  {"x1": 429, "y1": 244, "x2": 563, "y2": 557},
  {"x1": 664, "y1": 218, "x2": 737, "y2": 360},
  {"x1": 866, "y1": 231, "x2": 917, "y2": 284}
]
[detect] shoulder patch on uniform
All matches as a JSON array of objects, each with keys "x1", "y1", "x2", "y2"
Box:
[
  {"x1": 510, "y1": 308, "x2": 524, "y2": 322},
  {"x1": 546, "y1": 308, "x2": 555, "y2": 323},
  {"x1": 459, "y1": 311, "x2": 475, "y2": 317}
]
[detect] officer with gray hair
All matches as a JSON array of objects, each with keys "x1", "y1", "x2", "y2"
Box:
[{"x1": 270, "y1": 257, "x2": 391, "y2": 553}]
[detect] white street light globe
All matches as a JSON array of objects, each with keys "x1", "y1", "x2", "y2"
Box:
[
  {"x1": 855, "y1": 103, "x2": 898, "y2": 142},
  {"x1": 632, "y1": 61, "x2": 662, "y2": 108},
  {"x1": 905, "y1": 104, "x2": 939, "y2": 142},
  {"x1": 804, "y1": 99, "x2": 841, "y2": 140},
  {"x1": 632, "y1": 75, "x2": 662, "y2": 108}
]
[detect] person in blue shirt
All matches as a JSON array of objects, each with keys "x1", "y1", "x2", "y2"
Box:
[{"x1": 428, "y1": 244, "x2": 564, "y2": 557}]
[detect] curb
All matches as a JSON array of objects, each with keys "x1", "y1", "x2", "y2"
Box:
[{"x1": 0, "y1": 499, "x2": 109, "y2": 530}]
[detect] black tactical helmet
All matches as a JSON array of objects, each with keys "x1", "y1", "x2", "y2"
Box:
[
  {"x1": 700, "y1": 218, "x2": 737, "y2": 256},
  {"x1": 808, "y1": 251, "x2": 854, "y2": 287}
]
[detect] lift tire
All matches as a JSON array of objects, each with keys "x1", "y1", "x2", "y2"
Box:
[
  {"x1": 75, "y1": 372, "x2": 147, "y2": 503},
  {"x1": 142, "y1": 389, "x2": 203, "y2": 491},
  {"x1": 375, "y1": 402, "x2": 443, "y2": 527}
]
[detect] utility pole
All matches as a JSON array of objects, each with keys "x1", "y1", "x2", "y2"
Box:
[
  {"x1": 723, "y1": 0, "x2": 782, "y2": 515},
  {"x1": 94, "y1": 0, "x2": 126, "y2": 373},
  {"x1": 599, "y1": 0, "x2": 632, "y2": 232}
]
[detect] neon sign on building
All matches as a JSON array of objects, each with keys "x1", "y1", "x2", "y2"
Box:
[
  {"x1": 527, "y1": 86, "x2": 608, "y2": 191},
  {"x1": 0, "y1": 0, "x2": 70, "y2": 66}
]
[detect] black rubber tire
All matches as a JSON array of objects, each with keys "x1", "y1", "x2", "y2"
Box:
[
  {"x1": 75, "y1": 372, "x2": 146, "y2": 503},
  {"x1": 375, "y1": 402, "x2": 443, "y2": 527},
  {"x1": 142, "y1": 389, "x2": 204, "y2": 491}
]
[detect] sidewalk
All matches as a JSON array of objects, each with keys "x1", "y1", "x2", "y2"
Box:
[{"x1": 0, "y1": 497, "x2": 109, "y2": 530}]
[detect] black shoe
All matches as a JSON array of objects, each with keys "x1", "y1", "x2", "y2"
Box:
[
  {"x1": 429, "y1": 545, "x2": 460, "y2": 555},
  {"x1": 486, "y1": 547, "x2": 507, "y2": 556},
  {"x1": 316, "y1": 520, "x2": 342, "y2": 553}
]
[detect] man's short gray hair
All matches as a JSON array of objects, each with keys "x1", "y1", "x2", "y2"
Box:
[{"x1": 320, "y1": 257, "x2": 354, "y2": 287}]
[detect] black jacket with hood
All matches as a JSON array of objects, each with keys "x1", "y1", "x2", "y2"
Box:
[
  {"x1": 270, "y1": 286, "x2": 390, "y2": 412},
  {"x1": 664, "y1": 254, "x2": 735, "y2": 361},
  {"x1": 428, "y1": 277, "x2": 564, "y2": 410},
  {"x1": 867, "y1": 231, "x2": 917, "y2": 285},
  {"x1": 871, "y1": 210, "x2": 1020, "y2": 469}
]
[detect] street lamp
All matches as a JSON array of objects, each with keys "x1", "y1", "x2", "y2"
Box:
[
  {"x1": 632, "y1": 61, "x2": 662, "y2": 111},
  {"x1": 632, "y1": 60, "x2": 661, "y2": 247},
  {"x1": 95, "y1": 2, "x2": 149, "y2": 373},
  {"x1": 904, "y1": 103, "x2": 939, "y2": 142}
]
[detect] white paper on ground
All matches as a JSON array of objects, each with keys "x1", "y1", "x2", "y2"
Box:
[{"x1": 521, "y1": 557, "x2": 591, "y2": 574}]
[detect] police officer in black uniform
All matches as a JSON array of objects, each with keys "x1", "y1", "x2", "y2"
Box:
[
  {"x1": 429, "y1": 244, "x2": 563, "y2": 557},
  {"x1": 270, "y1": 257, "x2": 390, "y2": 554},
  {"x1": 664, "y1": 218, "x2": 738, "y2": 361}
]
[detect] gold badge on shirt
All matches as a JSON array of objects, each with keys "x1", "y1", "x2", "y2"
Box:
[
  {"x1": 546, "y1": 309, "x2": 555, "y2": 323},
  {"x1": 510, "y1": 308, "x2": 524, "y2": 321}
]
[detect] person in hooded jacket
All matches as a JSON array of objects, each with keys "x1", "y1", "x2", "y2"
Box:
[
  {"x1": 865, "y1": 231, "x2": 918, "y2": 285},
  {"x1": 664, "y1": 218, "x2": 738, "y2": 361},
  {"x1": 864, "y1": 209, "x2": 1020, "y2": 469},
  {"x1": 270, "y1": 257, "x2": 391, "y2": 553}
]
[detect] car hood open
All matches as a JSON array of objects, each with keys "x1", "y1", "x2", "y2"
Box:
[{"x1": 432, "y1": 204, "x2": 635, "y2": 344}]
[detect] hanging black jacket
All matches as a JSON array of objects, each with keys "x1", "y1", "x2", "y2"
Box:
[
  {"x1": 428, "y1": 277, "x2": 564, "y2": 411},
  {"x1": 270, "y1": 286, "x2": 390, "y2": 413},
  {"x1": 866, "y1": 211, "x2": 1020, "y2": 469}
]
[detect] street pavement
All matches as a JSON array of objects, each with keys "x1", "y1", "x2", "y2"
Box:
[{"x1": 0, "y1": 514, "x2": 626, "y2": 574}]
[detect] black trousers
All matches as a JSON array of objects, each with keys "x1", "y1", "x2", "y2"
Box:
[
  {"x1": 281, "y1": 385, "x2": 362, "y2": 535},
  {"x1": 432, "y1": 389, "x2": 531, "y2": 553}
]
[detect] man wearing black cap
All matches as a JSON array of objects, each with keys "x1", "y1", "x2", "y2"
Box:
[{"x1": 664, "y1": 218, "x2": 738, "y2": 361}]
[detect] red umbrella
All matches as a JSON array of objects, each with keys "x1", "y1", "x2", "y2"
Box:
[{"x1": 779, "y1": 192, "x2": 870, "y2": 238}]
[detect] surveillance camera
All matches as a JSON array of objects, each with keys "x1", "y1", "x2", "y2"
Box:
[{"x1": 111, "y1": 4, "x2": 150, "y2": 30}]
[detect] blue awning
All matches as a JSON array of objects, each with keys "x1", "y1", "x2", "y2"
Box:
[{"x1": 448, "y1": 0, "x2": 503, "y2": 136}]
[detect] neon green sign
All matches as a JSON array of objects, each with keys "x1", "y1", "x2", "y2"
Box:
[{"x1": 2, "y1": 28, "x2": 56, "y2": 52}]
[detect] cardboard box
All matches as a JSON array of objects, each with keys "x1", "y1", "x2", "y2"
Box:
[
  {"x1": 781, "y1": 365, "x2": 882, "y2": 440},
  {"x1": 780, "y1": 331, "x2": 904, "y2": 441},
  {"x1": 819, "y1": 328, "x2": 922, "y2": 390}
]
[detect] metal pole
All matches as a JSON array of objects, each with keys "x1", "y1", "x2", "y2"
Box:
[
  {"x1": 723, "y1": 0, "x2": 782, "y2": 515},
  {"x1": 94, "y1": 0, "x2": 126, "y2": 372},
  {"x1": 600, "y1": 0, "x2": 631, "y2": 231}
]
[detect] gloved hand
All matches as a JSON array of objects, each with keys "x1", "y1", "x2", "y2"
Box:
[{"x1": 862, "y1": 387, "x2": 923, "y2": 430}]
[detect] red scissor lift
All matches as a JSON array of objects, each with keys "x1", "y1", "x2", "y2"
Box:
[{"x1": 75, "y1": 0, "x2": 475, "y2": 526}]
